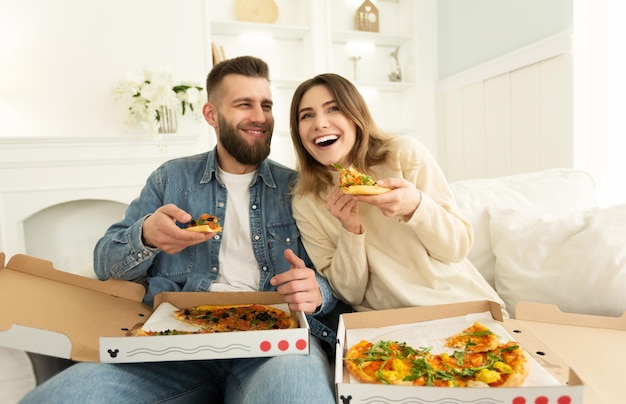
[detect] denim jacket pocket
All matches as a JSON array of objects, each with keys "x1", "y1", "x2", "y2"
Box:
[
  {"x1": 266, "y1": 222, "x2": 301, "y2": 271},
  {"x1": 267, "y1": 222, "x2": 300, "y2": 245}
]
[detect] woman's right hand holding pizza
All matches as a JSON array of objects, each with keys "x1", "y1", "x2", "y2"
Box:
[
  {"x1": 326, "y1": 186, "x2": 361, "y2": 234},
  {"x1": 142, "y1": 204, "x2": 213, "y2": 254},
  {"x1": 355, "y1": 177, "x2": 422, "y2": 220}
]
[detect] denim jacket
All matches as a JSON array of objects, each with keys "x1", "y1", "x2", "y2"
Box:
[{"x1": 94, "y1": 147, "x2": 338, "y2": 349}]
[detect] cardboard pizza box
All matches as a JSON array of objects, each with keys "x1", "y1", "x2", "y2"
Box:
[
  {"x1": 99, "y1": 292, "x2": 309, "y2": 363},
  {"x1": 512, "y1": 301, "x2": 626, "y2": 404},
  {"x1": 335, "y1": 301, "x2": 589, "y2": 404},
  {"x1": 0, "y1": 254, "x2": 309, "y2": 363}
]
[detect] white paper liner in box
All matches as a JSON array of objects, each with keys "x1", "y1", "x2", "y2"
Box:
[
  {"x1": 345, "y1": 312, "x2": 560, "y2": 387},
  {"x1": 140, "y1": 302, "x2": 294, "y2": 333}
]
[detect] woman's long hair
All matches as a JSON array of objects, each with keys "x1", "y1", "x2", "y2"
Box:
[{"x1": 289, "y1": 73, "x2": 393, "y2": 197}]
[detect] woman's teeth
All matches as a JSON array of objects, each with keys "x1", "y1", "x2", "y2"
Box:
[{"x1": 314, "y1": 135, "x2": 338, "y2": 146}]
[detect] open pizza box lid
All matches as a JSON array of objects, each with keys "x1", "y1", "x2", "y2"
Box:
[
  {"x1": 335, "y1": 300, "x2": 592, "y2": 403},
  {"x1": 512, "y1": 301, "x2": 626, "y2": 404},
  {"x1": 0, "y1": 254, "x2": 309, "y2": 363}
]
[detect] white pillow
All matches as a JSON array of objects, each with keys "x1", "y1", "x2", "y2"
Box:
[
  {"x1": 489, "y1": 204, "x2": 626, "y2": 318},
  {"x1": 451, "y1": 169, "x2": 596, "y2": 288}
]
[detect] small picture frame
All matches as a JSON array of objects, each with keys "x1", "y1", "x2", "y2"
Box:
[{"x1": 355, "y1": 0, "x2": 379, "y2": 33}]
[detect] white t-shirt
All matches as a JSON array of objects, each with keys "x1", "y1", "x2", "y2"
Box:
[{"x1": 209, "y1": 169, "x2": 260, "y2": 292}]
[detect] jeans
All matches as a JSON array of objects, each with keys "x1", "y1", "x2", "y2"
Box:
[{"x1": 20, "y1": 338, "x2": 335, "y2": 404}]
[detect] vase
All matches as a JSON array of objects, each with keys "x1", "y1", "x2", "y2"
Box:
[{"x1": 158, "y1": 106, "x2": 178, "y2": 134}]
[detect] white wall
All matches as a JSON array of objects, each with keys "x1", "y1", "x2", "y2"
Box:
[
  {"x1": 438, "y1": 0, "x2": 573, "y2": 79},
  {"x1": 437, "y1": 49, "x2": 573, "y2": 182},
  {"x1": 0, "y1": 0, "x2": 209, "y2": 138},
  {"x1": 0, "y1": 0, "x2": 437, "y2": 169},
  {"x1": 573, "y1": 0, "x2": 626, "y2": 206}
]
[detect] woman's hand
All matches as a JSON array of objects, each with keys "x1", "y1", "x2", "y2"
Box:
[
  {"x1": 355, "y1": 177, "x2": 422, "y2": 219},
  {"x1": 325, "y1": 186, "x2": 361, "y2": 234}
]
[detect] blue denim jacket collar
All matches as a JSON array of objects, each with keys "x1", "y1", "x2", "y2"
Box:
[{"x1": 202, "y1": 148, "x2": 278, "y2": 190}]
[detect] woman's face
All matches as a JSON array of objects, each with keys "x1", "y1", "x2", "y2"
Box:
[{"x1": 296, "y1": 84, "x2": 356, "y2": 167}]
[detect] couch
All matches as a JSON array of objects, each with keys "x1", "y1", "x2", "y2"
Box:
[{"x1": 3, "y1": 167, "x2": 624, "y2": 402}]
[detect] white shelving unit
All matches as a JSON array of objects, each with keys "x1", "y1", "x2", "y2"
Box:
[{"x1": 203, "y1": 0, "x2": 420, "y2": 167}]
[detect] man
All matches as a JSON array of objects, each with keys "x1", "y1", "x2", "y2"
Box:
[{"x1": 21, "y1": 56, "x2": 337, "y2": 404}]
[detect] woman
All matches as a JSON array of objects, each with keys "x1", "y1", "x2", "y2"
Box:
[{"x1": 289, "y1": 73, "x2": 505, "y2": 313}]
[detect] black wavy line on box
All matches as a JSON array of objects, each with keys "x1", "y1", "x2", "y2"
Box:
[
  {"x1": 360, "y1": 396, "x2": 502, "y2": 404},
  {"x1": 126, "y1": 344, "x2": 252, "y2": 357}
]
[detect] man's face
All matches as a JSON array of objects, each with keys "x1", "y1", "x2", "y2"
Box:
[
  {"x1": 213, "y1": 75, "x2": 274, "y2": 166},
  {"x1": 217, "y1": 112, "x2": 271, "y2": 166}
]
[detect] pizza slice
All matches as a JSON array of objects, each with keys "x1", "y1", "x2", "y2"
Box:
[
  {"x1": 444, "y1": 321, "x2": 500, "y2": 353},
  {"x1": 185, "y1": 213, "x2": 222, "y2": 233},
  {"x1": 332, "y1": 164, "x2": 391, "y2": 195},
  {"x1": 344, "y1": 340, "x2": 419, "y2": 385}
]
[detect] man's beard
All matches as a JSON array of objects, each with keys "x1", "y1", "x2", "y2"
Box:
[{"x1": 217, "y1": 115, "x2": 272, "y2": 165}]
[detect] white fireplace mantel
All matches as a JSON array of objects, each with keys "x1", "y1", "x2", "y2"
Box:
[{"x1": 0, "y1": 134, "x2": 209, "y2": 271}]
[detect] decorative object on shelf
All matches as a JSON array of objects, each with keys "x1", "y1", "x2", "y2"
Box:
[
  {"x1": 111, "y1": 70, "x2": 205, "y2": 134},
  {"x1": 355, "y1": 0, "x2": 379, "y2": 32},
  {"x1": 349, "y1": 56, "x2": 362, "y2": 81},
  {"x1": 346, "y1": 42, "x2": 373, "y2": 82},
  {"x1": 235, "y1": 0, "x2": 278, "y2": 24},
  {"x1": 388, "y1": 47, "x2": 402, "y2": 82},
  {"x1": 211, "y1": 43, "x2": 227, "y2": 65}
]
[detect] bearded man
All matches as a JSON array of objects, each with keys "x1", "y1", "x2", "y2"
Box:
[{"x1": 21, "y1": 56, "x2": 338, "y2": 404}]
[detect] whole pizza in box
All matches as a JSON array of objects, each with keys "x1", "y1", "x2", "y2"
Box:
[
  {"x1": 135, "y1": 302, "x2": 297, "y2": 336},
  {"x1": 345, "y1": 321, "x2": 529, "y2": 387},
  {"x1": 342, "y1": 313, "x2": 560, "y2": 389}
]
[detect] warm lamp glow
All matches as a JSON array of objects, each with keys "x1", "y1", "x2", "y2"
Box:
[
  {"x1": 239, "y1": 34, "x2": 273, "y2": 45},
  {"x1": 346, "y1": 41, "x2": 375, "y2": 57}
]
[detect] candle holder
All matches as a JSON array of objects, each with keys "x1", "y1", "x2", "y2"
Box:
[{"x1": 349, "y1": 56, "x2": 362, "y2": 81}]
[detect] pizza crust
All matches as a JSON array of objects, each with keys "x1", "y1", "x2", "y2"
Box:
[
  {"x1": 342, "y1": 185, "x2": 391, "y2": 195},
  {"x1": 185, "y1": 224, "x2": 222, "y2": 233},
  {"x1": 501, "y1": 349, "x2": 531, "y2": 387},
  {"x1": 344, "y1": 343, "x2": 379, "y2": 384}
]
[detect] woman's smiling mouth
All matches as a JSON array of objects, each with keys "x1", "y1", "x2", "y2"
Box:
[{"x1": 314, "y1": 134, "x2": 338, "y2": 147}]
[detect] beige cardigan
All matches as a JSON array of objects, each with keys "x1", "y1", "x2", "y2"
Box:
[{"x1": 293, "y1": 136, "x2": 505, "y2": 313}]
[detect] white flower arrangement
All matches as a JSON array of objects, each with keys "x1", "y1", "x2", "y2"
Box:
[{"x1": 112, "y1": 70, "x2": 206, "y2": 133}]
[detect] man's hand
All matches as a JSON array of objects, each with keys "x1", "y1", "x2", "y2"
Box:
[
  {"x1": 270, "y1": 249, "x2": 323, "y2": 314},
  {"x1": 142, "y1": 204, "x2": 214, "y2": 254}
]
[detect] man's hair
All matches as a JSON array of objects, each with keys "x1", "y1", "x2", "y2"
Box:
[{"x1": 205, "y1": 56, "x2": 270, "y2": 103}]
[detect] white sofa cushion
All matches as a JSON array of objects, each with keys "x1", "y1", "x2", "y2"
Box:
[
  {"x1": 450, "y1": 168, "x2": 597, "y2": 288},
  {"x1": 489, "y1": 204, "x2": 626, "y2": 318}
]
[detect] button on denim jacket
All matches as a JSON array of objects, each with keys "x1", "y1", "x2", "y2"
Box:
[{"x1": 94, "y1": 147, "x2": 338, "y2": 348}]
